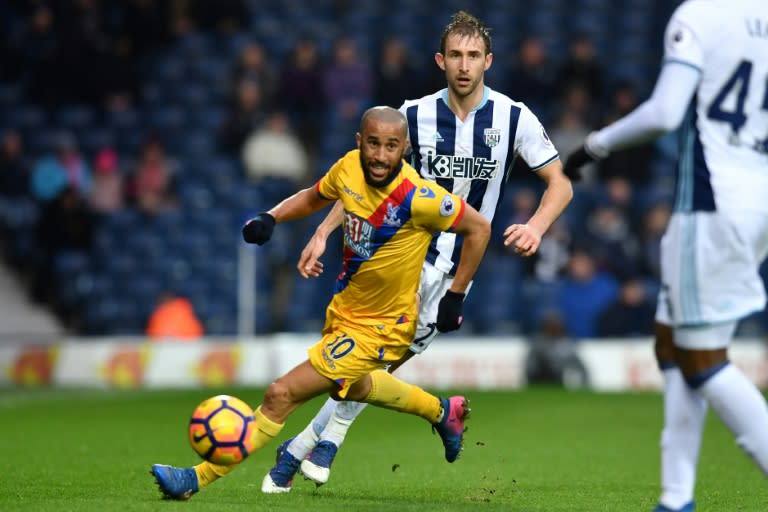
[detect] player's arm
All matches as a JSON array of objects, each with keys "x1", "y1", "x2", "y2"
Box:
[
  {"x1": 503, "y1": 158, "x2": 572, "y2": 257},
  {"x1": 242, "y1": 186, "x2": 333, "y2": 245},
  {"x1": 449, "y1": 203, "x2": 491, "y2": 295},
  {"x1": 297, "y1": 200, "x2": 344, "y2": 278},
  {"x1": 564, "y1": 61, "x2": 701, "y2": 178},
  {"x1": 434, "y1": 202, "x2": 491, "y2": 333}
]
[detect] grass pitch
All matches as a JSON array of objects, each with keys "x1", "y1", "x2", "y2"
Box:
[{"x1": 1, "y1": 387, "x2": 764, "y2": 511}]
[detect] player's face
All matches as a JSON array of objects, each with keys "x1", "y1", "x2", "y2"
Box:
[
  {"x1": 355, "y1": 118, "x2": 407, "y2": 186},
  {"x1": 436, "y1": 33, "x2": 492, "y2": 98}
]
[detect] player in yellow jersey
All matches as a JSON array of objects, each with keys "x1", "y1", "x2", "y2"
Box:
[{"x1": 150, "y1": 105, "x2": 492, "y2": 500}]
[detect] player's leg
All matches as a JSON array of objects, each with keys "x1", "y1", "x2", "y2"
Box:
[
  {"x1": 654, "y1": 322, "x2": 707, "y2": 512},
  {"x1": 301, "y1": 266, "x2": 450, "y2": 483},
  {"x1": 675, "y1": 326, "x2": 768, "y2": 475},
  {"x1": 152, "y1": 359, "x2": 333, "y2": 499},
  {"x1": 346, "y1": 369, "x2": 469, "y2": 463}
]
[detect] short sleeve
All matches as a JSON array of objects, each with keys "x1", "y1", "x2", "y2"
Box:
[
  {"x1": 514, "y1": 105, "x2": 559, "y2": 171},
  {"x1": 410, "y1": 182, "x2": 465, "y2": 232},
  {"x1": 316, "y1": 157, "x2": 344, "y2": 201},
  {"x1": 663, "y1": 1, "x2": 713, "y2": 70}
]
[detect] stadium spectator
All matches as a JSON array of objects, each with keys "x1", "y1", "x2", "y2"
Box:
[
  {"x1": 597, "y1": 279, "x2": 655, "y2": 337},
  {"x1": 525, "y1": 311, "x2": 588, "y2": 388},
  {"x1": 126, "y1": 138, "x2": 177, "y2": 216},
  {"x1": 574, "y1": 197, "x2": 642, "y2": 282},
  {"x1": 0, "y1": 129, "x2": 29, "y2": 200},
  {"x1": 596, "y1": 81, "x2": 654, "y2": 186},
  {"x1": 549, "y1": 109, "x2": 594, "y2": 183},
  {"x1": 98, "y1": 34, "x2": 141, "y2": 109},
  {"x1": 322, "y1": 37, "x2": 373, "y2": 122},
  {"x1": 146, "y1": 291, "x2": 204, "y2": 341},
  {"x1": 31, "y1": 132, "x2": 92, "y2": 203},
  {"x1": 264, "y1": 11, "x2": 573, "y2": 492},
  {"x1": 507, "y1": 36, "x2": 555, "y2": 124},
  {"x1": 231, "y1": 41, "x2": 277, "y2": 108},
  {"x1": 242, "y1": 110, "x2": 309, "y2": 185},
  {"x1": 89, "y1": 147, "x2": 125, "y2": 215},
  {"x1": 557, "y1": 249, "x2": 619, "y2": 338},
  {"x1": 219, "y1": 78, "x2": 267, "y2": 153},
  {"x1": 150, "y1": 105, "x2": 491, "y2": 500},
  {"x1": 563, "y1": 2, "x2": 768, "y2": 510},
  {"x1": 278, "y1": 38, "x2": 327, "y2": 157},
  {"x1": 16, "y1": 5, "x2": 61, "y2": 105},
  {"x1": 555, "y1": 33, "x2": 604, "y2": 107},
  {"x1": 373, "y1": 37, "x2": 423, "y2": 108},
  {"x1": 32, "y1": 186, "x2": 95, "y2": 308},
  {"x1": 638, "y1": 201, "x2": 671, "y2": 279},
  {"x1": 0, "y1": 129, "x2": 32, "y2": 269}
]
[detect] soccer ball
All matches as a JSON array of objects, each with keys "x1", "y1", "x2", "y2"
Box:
[{"x1": 188, "y1": 395, "x2": 257, "y2": 465}]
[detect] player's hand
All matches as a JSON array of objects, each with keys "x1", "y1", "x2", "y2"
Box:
[
  {"x1": 436, "y1": 290, "x2": 465, "y2": 333},
  {"x1": 563, "y1": 145, "x2": 595, "y2": 182},
  {"x1": 242, "y1": 213, "x2": 275, "y2": 245},
  {"x1": 297, "y1": 232, "x2": 327, "y2": 278},
  {"x1": 503, "y1": 223, "x2": 541, "y2": 258}
]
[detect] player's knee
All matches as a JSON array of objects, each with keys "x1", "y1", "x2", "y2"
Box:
[{"x1": 263, "y1": 378, "x2": 294, "y2": 409}]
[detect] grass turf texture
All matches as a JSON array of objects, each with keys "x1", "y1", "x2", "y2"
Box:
[{"x1": 1, "y1": 387, "x2": 764, "y2": 511}]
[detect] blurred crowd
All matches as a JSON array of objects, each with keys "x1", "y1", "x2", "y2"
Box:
[{"x1": 0, "y1": 0, "x2": 765, "y2": 338}]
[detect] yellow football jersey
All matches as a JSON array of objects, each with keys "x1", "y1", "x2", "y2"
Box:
[{"x1": 316, "y1": 149, "x2": 465, "y2": 327}]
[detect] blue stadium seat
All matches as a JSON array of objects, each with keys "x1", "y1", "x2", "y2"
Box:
[
  {"x1": 5, "y1": 105, "x2": 46, "y2": 132},
  {"x1": 79, "y1": 128, "x2": 116, "y2": 155},
  {"x1": 189, "y1": 107, "x2": 226, "y2": 131},
  {"x1": 54, "y1": 106, "x2": 97, "y2": 129},
  {"x1": 178, "y1": 180, "x2": 214, "y2": 211},
  {"x1": 146, "y1": 106, "x2": 187, "y2": 131},
  {"x1": 0, "y1": 83, "x2": 22, "y2": 107}
]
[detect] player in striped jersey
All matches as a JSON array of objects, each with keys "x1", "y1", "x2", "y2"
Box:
[
  {"x1": 263, "y1": 11, "x2": 573, "y2": 492},
  {"x1": 151, "y1": 106, "x2": 492, "y2": 500},
  {"x1": 564, "y1": 2, "x2": 768, "y2": 510}
]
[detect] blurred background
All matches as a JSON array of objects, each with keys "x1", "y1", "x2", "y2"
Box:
[{"x1": 1, "y1": 0, "x2": 767, "y2": 345}]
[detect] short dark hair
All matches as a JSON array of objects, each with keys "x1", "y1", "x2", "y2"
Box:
[{"x1": 440, "y1": 11, "x2": 492, "y2": 55}]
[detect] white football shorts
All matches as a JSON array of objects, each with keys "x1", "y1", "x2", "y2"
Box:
[
  {"x1": 409, "y1": 262, "x2": 472, "y2": 354},
  {"x1": 655, "y1": 210, "x2": 768, "y2": 349}
]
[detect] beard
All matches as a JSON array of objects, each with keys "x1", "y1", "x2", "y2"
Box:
[{"x1": 360, "y1": 153, "x2": 403, "y2": 188}]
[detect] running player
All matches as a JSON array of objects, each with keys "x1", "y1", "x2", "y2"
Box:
[
  {"x1": 264, "y1": 10, "x2": 573, "y2": 492},
  {"x1": 150, "y1": 106, "x2": 492, "y2": 500},
  {"x1": 563, "y1": 2, "x2": 768, "y2": 511}
]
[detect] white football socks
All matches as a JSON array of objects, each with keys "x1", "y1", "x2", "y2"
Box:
[
  {"x1": 698, "y1": 363, "x2": 768, "y2": 475},
  {"x1": 659, "y1": 367, "x2": 707, "y2": 510},
  {"x1": 287, "y1": 397, "x2": 338, "y2": 459},
  {"x1": 319, "y1": 401, "x2": 368, "y2": 447}
]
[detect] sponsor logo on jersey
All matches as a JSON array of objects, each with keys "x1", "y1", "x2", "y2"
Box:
[
  {"x1": 426, "y1": 153, "x2": 499, "y2": 180},
  {"x1": 417, "y1": 186, "x2": 436, "y2": 199},
  {"x1": 344, "y1": 212, "x2": 374, "y2": 258},
  {"x1": 432, "y1": 131, "x2": 444, "y2": 142},
  {"x1": 439, "y1": 195, "x2": 456, "y2": 217},
  {"x1": 342, "y1": 185, "x2": 364, "y2": 202},
  {"x1": 484, "y1": 128, "x2": 501, "y2": 147}
]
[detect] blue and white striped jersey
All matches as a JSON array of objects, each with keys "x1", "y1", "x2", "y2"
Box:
[{"x1": 399, "y1": 86, "x2": 558, "y2": 275}]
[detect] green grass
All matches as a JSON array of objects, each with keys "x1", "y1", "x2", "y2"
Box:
[{"x1": 0, "y1": 387, "x2": 765, "y2": 511}]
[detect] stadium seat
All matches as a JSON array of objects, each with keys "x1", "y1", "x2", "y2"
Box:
[
  {"x1": 54, "y1": 106, "x2": 97, "y2": 130},
  {"x1": 5, "y1": 105, "x2": 47, "y2": 132},
  {"x1": 79, "y1": 128, "x2": 116, "y2": 155}
]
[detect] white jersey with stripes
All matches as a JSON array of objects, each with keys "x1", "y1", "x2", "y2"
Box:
[{"x1": 399, "y1": 86, "x2": 558, "y2": 275}]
